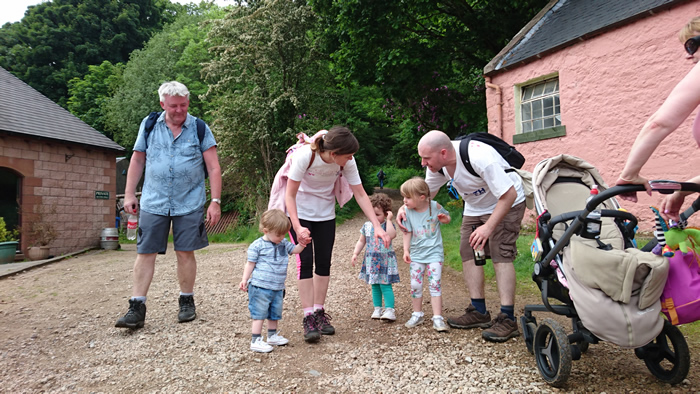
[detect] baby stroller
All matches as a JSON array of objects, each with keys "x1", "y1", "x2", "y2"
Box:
[{"x1": 522, "y1": 154, "x2": 698, "y2": 387}]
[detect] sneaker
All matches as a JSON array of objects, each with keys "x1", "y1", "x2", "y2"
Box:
[
  {"x1": 380, "y1": 308, "x2": 396, "y2": 321},
  {"x1": 267, "y1": 331, "x2": 289, "y2": 346},
  {"x1": 404, "y1": 312, "x2": 424, "y2": 328},
  {"x1": 447, "y1": 304, "x2": 492, "y2": 329},
  {"x1": 482, "y1": 313, "x2": 519, "y2": 342},
  {"x1": 115, "y1": 299, "x2": 146, "y2": 329},
  {"x1": 432, "y1": 316, "x2": 449, "y2": 332},
  {"x1": 303, "y1": 315, "x2": 321, "y2": 343},
  {"x1": 250, "y1": 337, "x2": 273, "y2": 353},
  {"x1": 371, "y1": 307, "x2": 383, "y2": 319},
  {"x1": 314, "y1": 308, "x2": 335, "y2": 335},
  {"x1": 178, "y1": 295, "x2": 196, "y2": 323}
]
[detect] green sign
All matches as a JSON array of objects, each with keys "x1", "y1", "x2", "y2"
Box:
[{"x1": 95, "y1": 191, "x2": 110, "y2": 200}]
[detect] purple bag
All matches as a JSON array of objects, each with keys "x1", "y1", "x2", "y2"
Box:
[{"x1": 661, "y1": 250, "x2": 700, "y2": 325}]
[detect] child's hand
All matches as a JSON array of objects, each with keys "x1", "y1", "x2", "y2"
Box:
[
  {"x1": 437, "y1": 213, "x2": 450, "y2": 224},
  {"x1": 239, "y1": 280, "x2": 248, "y2": 292},
  {"x1": 351, "y1": 253, "x2": 357, "y2": 267},
  {"x1": 403, "y1": 253, "x2": 411, "y2": 264},
  {"x1": 386, "y1": 211, "x2": 393, "y2": 221}
]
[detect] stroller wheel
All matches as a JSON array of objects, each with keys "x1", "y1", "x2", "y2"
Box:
[
  {"x1": 641, "y1": 320, "x2": 690, "y2": 385},
  {"x1": 533, "y1": 318, "x2": 572, "y2": 387},
  {"x1": 520, "y1": 315, "x2": 537, "y2": 354}
]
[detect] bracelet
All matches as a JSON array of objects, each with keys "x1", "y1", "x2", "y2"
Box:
[{"x1": 618, "y1": 175, "x2": 636, "y2": 182}]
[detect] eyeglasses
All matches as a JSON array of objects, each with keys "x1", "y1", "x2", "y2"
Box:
[
  {"x1": 447, "y1": 179, "x2": 460, "y2": 200},
  {"x1": 684, "y1": 35, "x2": 700, "y2": 55}
]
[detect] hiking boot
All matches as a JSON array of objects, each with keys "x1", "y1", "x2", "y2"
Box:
[
  {"x1": 250, "y1": 337, "x2": 273, "y2": 353},
  {"x1": 447, "y1": 304, "x2": 492, "y2": 329},
  {"x1": 380, "y1": 308, "x2": 396, "y2": 321},
  {"x1": 267, "y1": 331, "x2": 289, "y2": 346},
  {"x1": 178, "y1": 295, "x2": 196, "y2": 323},
  {"x1": 432, "y1": 316, "x2": 449, "y2": 332},
  {"x1": 404, "y1": 312, "x2": 424, "y2": 328},
  {"x1": 314, "y1": 308, "x2": 335, "y2": 335},
  {"x1": 371, "y1": 307, "x2": 383, "y2": 319},
  {"x1": 482, "y1": 313, "x2": 519, "y2": 343},
  {"x1": 115, "y1": 299, "x2": 146, "y2": 329},
  {"x1": 303, "y1": 314, "x2": 321, "y2": 343}
]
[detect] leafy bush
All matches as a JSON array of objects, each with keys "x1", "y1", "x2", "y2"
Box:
[{"x1": 0, "y1": 217, "x2": 19, "y2": 243}]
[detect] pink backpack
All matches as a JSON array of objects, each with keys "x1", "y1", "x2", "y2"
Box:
[
  {"x1": 661, "y1": 250, "x2": 700, "y2": 325},
  {"x1": 268, "y1": 130, "x2": 352, "y2": 213}
]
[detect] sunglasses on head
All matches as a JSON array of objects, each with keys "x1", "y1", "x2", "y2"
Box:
[{"x1": 684, "y1": 35, "x2": 700, "y2": 55}]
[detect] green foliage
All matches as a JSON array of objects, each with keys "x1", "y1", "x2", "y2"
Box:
[
  {"x1": 0, "y1": 217, "x2": 19, "y2": 243},
  {"x1": 366, "y1": 165, "x2": 425, "y2": 190},
  {"x1": 0, "y1": 0, "x2": 181, "y2": 107},
  {"x1": 204, "y1": 0, "x2": 329, "y2": 220},
  {"x1": 105, "y1": 4, "x2": 222, "y2": 151},
  {"x1": 67, "y1": 61, "x2": 124, "y2": 138}
]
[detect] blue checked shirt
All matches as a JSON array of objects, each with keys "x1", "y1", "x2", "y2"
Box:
[
  {"x1": 133, "y1": 113, "x2": 217, "y2": 216},
  {"x1": 247, "y1": 238, "x2": 296, "y2": 291}
]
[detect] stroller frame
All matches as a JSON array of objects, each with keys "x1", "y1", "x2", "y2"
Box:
[{"x1": 522, "y1": 160, "x2": 699, "y2": 387}]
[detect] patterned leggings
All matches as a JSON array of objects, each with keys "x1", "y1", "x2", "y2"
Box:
[{"x1": 409, "y1": 261, "x2": 442, "y2": 298}]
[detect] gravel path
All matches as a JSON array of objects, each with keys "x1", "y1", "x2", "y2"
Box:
[{"x1": 1, "y1": 194, "x2": 699, "y2": 392}]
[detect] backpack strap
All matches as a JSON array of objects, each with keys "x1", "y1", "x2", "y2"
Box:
[
  {"x1": 457, "y1": 137, "x2": 514, "y2": 178},
  {"x1": 143, "y1": 112, "x2": 210, "y2": 178}
]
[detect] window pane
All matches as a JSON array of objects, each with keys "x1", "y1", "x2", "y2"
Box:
[
  {"x1": 544, "y1": 80, "x2": 557, "y2": 94},
  {"x1": 543, "y1": 117, "x2": 554, "y2": 128},
  {"x1": 523, "y1": 122, "x2": 532, "y2": 132},
  {"x1": 522, "y1": 87, "x2": 532, "y2": 100},
  {"x1": 521, "y1": 102, "x2": 531, "y2": 121},
  {"x1": 543, "y1": 97, "x2": 553, "y2": 116},
  {"x1": 533, "y1": 119, "x2": 543, "y2": 131},
  {"x1": 554, "y1": 95, "x2": 560, "y2": 106},
  {"x1": 555, "y1": 104, "x2": 560, "y2": 115},
  {"x1": 532, "y1": 100, "x2": 543, "y2": 119},
  {"x1": 555, "y1": 115, "x2": 561, "y2": 125},
  {"x1": 532, "y1": 83, "x2": 544, "y2": 97}
]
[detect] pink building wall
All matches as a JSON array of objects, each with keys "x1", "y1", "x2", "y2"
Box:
[{"x1": 486, "y1": 1, "x2": 700, "y2": 231}]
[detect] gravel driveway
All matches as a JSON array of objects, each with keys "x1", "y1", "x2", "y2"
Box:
[{"x1": 1, "y1": 195, "x2": 698, "y2": 392}]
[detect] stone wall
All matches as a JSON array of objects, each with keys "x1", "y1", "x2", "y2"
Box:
[{"x1": 0, "y1": 134, "x2": 118, "y2": 256}]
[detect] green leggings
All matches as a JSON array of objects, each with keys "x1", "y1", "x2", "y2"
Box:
[{"x1": 371, "y1": 284, "x2": 395, "y2": 309}]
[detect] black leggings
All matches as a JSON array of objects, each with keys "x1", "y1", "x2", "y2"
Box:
[{"x1": 289, "y1": 218, "x2": 336, "y2": 280}]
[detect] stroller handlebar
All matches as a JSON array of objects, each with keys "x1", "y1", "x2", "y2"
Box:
[{"x1": 585, "y1": 181, "x2": 700, "y2": 212}]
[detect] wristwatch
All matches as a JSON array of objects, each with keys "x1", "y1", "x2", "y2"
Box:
[{"x1": 211, "y1": 198, "x2": 221, "y2": 204}]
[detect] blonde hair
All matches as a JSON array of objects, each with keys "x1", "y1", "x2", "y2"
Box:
[
  {"x1": 311, "y1": 126, "x2": 359, "y2": 155},
  {"x1": 369, "y1": 193, "x2": 392, "y2": 216},
  {"x1": 400, "y1": 177, "x2": 432, "y2": 214},
  {"x1": 259, "y1": 209, "x2": 291, "y2": 234},
  {"x1": 679, "y1": 17, "x2": 700, "y2": 42}
]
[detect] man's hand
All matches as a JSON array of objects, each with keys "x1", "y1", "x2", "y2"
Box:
[
  {"x1": 469, "y1": 224, "x2": 493, "y2": 251},
  {"x1": 124, "y1": 195, "x2": 139, "y2": 215},
  {"x1": 396, "y1": 205, "x2": 408, "y2": 232},
  {"x1": 206, "y1": 201, "x2": 221, "y2": 226}
]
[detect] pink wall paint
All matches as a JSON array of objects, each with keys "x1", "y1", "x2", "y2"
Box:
[{"x1": 486, "y1": 2, "x2": 700, "y2": 231}]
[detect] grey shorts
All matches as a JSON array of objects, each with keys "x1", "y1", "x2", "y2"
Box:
[
  {"x1": 459, "y1": 201, "x2": 526, "y2": 263},
  {"x1": 136, "y1": 207, "x2": 209, "y2": 254}
]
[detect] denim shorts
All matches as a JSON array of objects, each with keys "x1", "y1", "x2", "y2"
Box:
[{"x1": 248, "y1": 285, "x2": 283, "y2": 321}]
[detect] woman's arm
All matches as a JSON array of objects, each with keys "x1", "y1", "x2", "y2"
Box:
[
  {"x1": 285, "y1": 179, "x2": 310, "y2": 245},
  {"x1": 617, "y1": 62, "x2": 700, "y2": 201}
]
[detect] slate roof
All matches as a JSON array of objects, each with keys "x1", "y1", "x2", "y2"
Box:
[
  {"x1": 484, "y1": 0, "x2": 689, "y2": 75},
  {"x1": 0, "y1": 67, "x2": 124, "y2": 152}
]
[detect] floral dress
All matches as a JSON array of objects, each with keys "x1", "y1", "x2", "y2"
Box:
[{"x1": 358, "y1": 221, "x2": 400, "y2": 284}]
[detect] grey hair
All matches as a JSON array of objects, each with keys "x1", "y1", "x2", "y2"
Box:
[{"x1": 158, "y1": 81, "x2": 190, "y2": 101}]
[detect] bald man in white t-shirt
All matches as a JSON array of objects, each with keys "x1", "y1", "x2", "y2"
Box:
[{"x1": 398, "y1": 130, "x2": 526, "y2": 343}]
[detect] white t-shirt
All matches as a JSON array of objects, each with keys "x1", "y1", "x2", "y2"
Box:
[
  {"x1": 287, "y1": 145, "x2": 362, "y2": 221},
  {"x1": 425, "y1": 140, "x2": 525, "y2": 216}
]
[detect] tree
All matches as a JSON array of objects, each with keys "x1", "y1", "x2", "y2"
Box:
[
  {"x1": 310, "y1": 0, "x2": 550, "y2": 137},
  {"x1": 0, "y1": 0, "x2": 181, "y2": 107},
  {"x1": 67, "y1": 61, "x2": 124, "y2": 138},
  {"x1": 204, "y1": 0, "x2": 329, "y2": 217},
  {"x1": 105, "y1": 4, "x2": 222, "y2": 151}
]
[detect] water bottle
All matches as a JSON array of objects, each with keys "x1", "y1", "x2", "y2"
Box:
[
  {"x1": 127, "y1": 214, "x2": 138, "y2": 240},
  {"x1": 472, "y1": 225, "x2": 486, "y2": 266}
]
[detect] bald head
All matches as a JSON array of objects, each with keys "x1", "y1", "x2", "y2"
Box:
[
  {"x1": 419, "y1": 130, "x2": 453, "y2": 152},
  {"x1": 418, "y1": 130, "x2": 455, "y2": 172}
]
